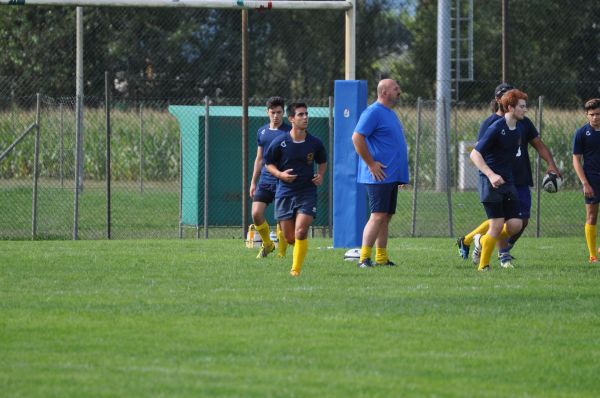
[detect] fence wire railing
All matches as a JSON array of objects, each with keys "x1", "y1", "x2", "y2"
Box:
[{"x1": 0, "y1": 90, "x2": 592, "y2": 240}]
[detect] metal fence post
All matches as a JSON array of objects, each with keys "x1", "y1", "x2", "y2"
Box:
[
  {"x1": 11, "y1": 83, "x2": 16, "y2": 132},
  {"x1": 59, "y1": 102, "x2": 64, "y2": 189},
  {"x1": 105, "y1": 71, "x2": 112, "y2": 239},
  {"x1": 178, "y1": 116, "x2": 183, "y2": 239},
  {"x1": 535, "y1": 95, "x2": 544, "y2": 237},
  {"x1": 204, "y1": 96, "x2": 210, "y2": 239},
  {"x1": 139, "y1": 101, "x2": 144, "y2": 193},
  {"x1": 328, "y1": 95, "x2": 334, "y2": 238},
  {"x1": 31, "y1": 93, "x2": 41, "y2": 240},
  {"x1": 444, "y1": 97, "x2": 454, "y2": 237},
  {"x1": 411, "y1": 97, "x2": 422, "y2": 237},
  {"x1": 73, "y1": 94, "x2": 82, "y2": 240}
]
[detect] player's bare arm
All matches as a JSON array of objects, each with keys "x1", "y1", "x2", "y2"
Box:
[
  {"x1": 573, "y1": 154, "x2": 594, "y2": 197},
  {"x1": 470, "y1": 149, "x2": 504, "y2": 188},
  {"x1": 265, "y1": 164, "x2": 297, "y2": 183},
  {"x1": 530, "y1": 137, "x2": 561, "y2": 177},
  {"x1": 250, "y1": 146, "x2": 264, "y2": 198},
  {"x1": 351, "y1": 132, "x2": 387, "y2": 181},
  {"x1": 312, "y1": 162, "x2": 327, "y2": 186}
]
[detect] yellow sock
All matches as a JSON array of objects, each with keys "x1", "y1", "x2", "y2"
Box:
[
  {"x1": 277, "y1": 224, "x2": 287, "y2": 257},
  {"x1": 359, "y1": 246, "x2": 372, "y2": 262},
  {"x1": 465, "y1": 220, "x2": 489, "y2": 245},
  {"x1": 291, "y1": 238, "x2": 308, "y2": 274},
  {"x1": 585, "y1": 223, "x2": 597, "y2": 258},
  {"x1": 375, "y1": 247, "x2": 388, "y2": 264},
  {"x1": 479, "y1": 234, "x2": 497, "y2": 270},
  {"x1": 499, "y1": 224, "x2": 510, "y2": 241},
  {"x1": 255, "y1": 221, "x2": 272, "y2": 246}
]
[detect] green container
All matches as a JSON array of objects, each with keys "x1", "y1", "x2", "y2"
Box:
[{"x1": 169, "y1": 105, "x2": 331, "y2": 227}]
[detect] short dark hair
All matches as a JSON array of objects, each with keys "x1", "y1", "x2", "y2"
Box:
[
  {"x1": 266, "y1": 96, "x2": 285, "y2": 110},
  {"x1": 494, "y1": 83, "x2": 514, "y2": 98},
  {"x1": 287, "y1": 102, "x2": 307, "y2": 117},
  {"x1": 584, "y1": 98, "x2": 600, "y2": 112}
]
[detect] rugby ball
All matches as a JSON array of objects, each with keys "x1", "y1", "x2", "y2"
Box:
[
  {"x1": 542, "y1": 172, "x2": 562, "y2": 193},
  {"x1": 343, "y1": 248, "x2": 361, "y2": 262}
]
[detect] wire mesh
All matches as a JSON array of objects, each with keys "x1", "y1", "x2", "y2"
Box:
[{"x1": 1, "y1": 1, "x2": 599, "y2": 239}]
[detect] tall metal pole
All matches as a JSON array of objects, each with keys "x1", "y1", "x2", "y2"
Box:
[
  {"x1": 73, "y1": 6, "x2": 84, "y2": 240},
  {"x1": 502, "y1": 0, "x2": 509, "y2": 82},
  {"x1": 75, "y1": 6, "x2": 84, "y2": 192},
  {"x1": 435, "y1": 0, "x2": 451, "y2": 192},
  {"x1": 344, "y1": 0, "x2": 355, "y2": 79},
  {"x1": 241, "y1": 9, "x2": 249, "y2": 237},
  {"x1": 105, "y1": 71, "x2": 112, "y2": 239}
]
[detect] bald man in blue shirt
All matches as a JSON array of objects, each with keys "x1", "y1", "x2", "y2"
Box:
[{"x1": 352, "y1": 79, "x2": 409, "y2": 268}]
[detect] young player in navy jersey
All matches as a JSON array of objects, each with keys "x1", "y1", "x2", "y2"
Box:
[
  {"x1": 456, "y1": 84, "x2": 560, "y2": 268},
  {"x1": 572, "y1": 98, "x2": 600, "y2": 263},
  {"x1": 264, "y1": 103, "x2": 327, "y2": 276},
  {"x1": 469, "y1": 89, "x2": 529, "y2": 271},
  {"x1": 249, "y1": 97, "x2": 292, "y2": 259}
]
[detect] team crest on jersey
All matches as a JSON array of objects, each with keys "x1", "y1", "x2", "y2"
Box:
[
  {"x1": 280, "y1": 141, "x2": 287, "y2": 147},
  {"x1": 586, "y1": 130, "x2": 591, "y2": 136},
  {"x1": 306, "y1": 152, "x2": 314, "y2": 164},
  {"x1": 501, "y1": 129, "x2": 506, "y2": 135}
]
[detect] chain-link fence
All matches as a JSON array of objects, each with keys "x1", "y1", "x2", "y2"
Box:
[
  {"x1": 0, "y1": 91, "x2": 587, "y2": 239},
  {"x1": 1, "y1": 2, "x2": 599, "y2": 239}
]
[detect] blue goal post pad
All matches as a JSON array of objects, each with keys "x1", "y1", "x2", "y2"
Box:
[{"x1": 333, "y1": 80, "x2": 368, "y2": 248}]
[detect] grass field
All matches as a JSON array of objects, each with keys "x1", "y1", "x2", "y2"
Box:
[{"x1": 2, "y1": 237, "x2": 600, "y2": 397}]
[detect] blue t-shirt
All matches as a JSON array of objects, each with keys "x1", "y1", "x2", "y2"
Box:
[
  {"x1": 475, "y1": 118, "x2": 524, "y2": 184},
  {"x1": 573, "y1": 123, "x2": 600, "y2": 177},
  {"x1": 256, "y1": 123, "x2": 291, "y2": 185},
  {"x1": 477, "y1": 114, "x2": 538, "y2": 187},
  {"x1": 264, "y1": 132, "x2": 327, "y2": 198},
  {"x1": 354, "y1": 102, "x2": 409, "y2": 184}
]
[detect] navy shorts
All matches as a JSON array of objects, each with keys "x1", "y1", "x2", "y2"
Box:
[
  {"x1": 584, "y1": 174, "x2": 600, "y2": 204},
  {"x1": 274, "y1": 192, "x2": 317, "y2": 220},
  {"x1": 516, "y1": 185, "x2": 531, "y2": 219},
  {"x1": 253, "y1": 182, "x2": 277, "y2": 204},
  {"x1": 478, "y1": 176, "x2": 520, "y2": 219},
  {"x1": 364, "y1": 183, "x2": 398, "y2": 214}
]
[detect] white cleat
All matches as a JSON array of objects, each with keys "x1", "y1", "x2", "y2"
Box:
[
  {"x1": 472, "y1": 234, "x2": 482, "y2": 265},
  {"x1": 500, "y1": 253, "x2": 514, "y2": 269}
]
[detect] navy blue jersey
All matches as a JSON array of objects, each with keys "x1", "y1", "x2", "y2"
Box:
[
  {"x1": 512, "y1": 117, "x2": 539, "y2": 187},
  {"x1": 477, "y1": 113, "x2": 502, "y2": 140},
  {"x1": 573, "y1": 123, "x2": 600, "y2": 177},
  {"x1": 264, "y1": 132, "x2": 327, "y2": 198},
  {"x1": 256, "y1": 123, "x2": 291, "y2": 185},
  {"x1": 475, "y1": 118, "x2": 524, "y2": 184},
  {"x1": 477, "y1": 115, "x2": 538, "y2": 187}
]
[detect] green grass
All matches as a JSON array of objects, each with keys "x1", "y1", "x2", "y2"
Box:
[
  {"x1": 0, "y1": 181, "x2": 590, "y2": 239},
  {"x1": 1, "y1": 237, "x2": 600, "y2": 397}
]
